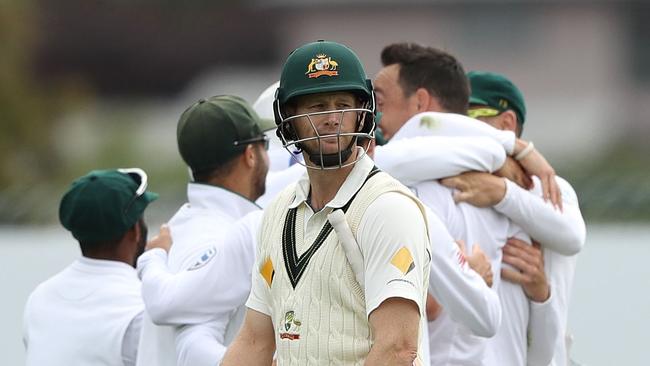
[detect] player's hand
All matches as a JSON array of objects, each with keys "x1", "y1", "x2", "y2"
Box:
[
  {"x1": 495, "y1": 157, "x2": 533, "y2": 190},
  {"x1": 458, "y1": 240, "x2": 493, "y2": 287},
  {"x1": 501, "y1": 239, "x2": 550, "y2": 303},
  {"x1": 513, "y1": 139, "x2": 562, "y2": 210},
  {"x1": 145, "y1": 224, "x2": 172, "y2": 253},
  {"x1": 440, "y1": 172, "x2": 506, "y2": 208}
]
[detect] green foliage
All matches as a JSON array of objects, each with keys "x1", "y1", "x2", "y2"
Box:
[{"x1": 561, "y1": 144, "x2": 650, "y2": 222}]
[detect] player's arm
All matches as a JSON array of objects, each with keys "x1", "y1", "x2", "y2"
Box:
[
  {"x1": 416, "y1": 184, "x2": 501, "y2": 336},
  {"x1": 425, "y1": 208, "x2": 502, "y2": 337},
  {"x1": 220, "y1": 309, "x2": 276, "y2": 366},
  {"x1": 390, "y1": 111, "x2": 517, "y2": 153},
  {"x1": 222, "y1": 211, "x2": 276, "y2": 365},
  {"x1": 500, "y1": 238, "x2": 561, "y2": 365},
  {"x1": 365, "y1": 298, "x2": 421, "y2": 365},
  {"x1": 388, "y1": 111, "x2": 560, "y2": 205},
  {"x1": 494, "y1": 176, "x2": 586, "y2": 255},
  {"x1": 137, "y1": 218, "x2": 258, "y2": 325},
  {"x1": 527, "y1": 294, "x2": 562, "y2": 366},
  {"x1": 440, "y1": 174, "x2": 585, "y2": 255},
  {"x1": 174, "y1": 322, "x2": 223, "y2": 366},
  {"x1": 359, "y1": 192, "x2": 429, "y2": 365},
  {"x1": 375, "y1": 135, "x2": 507, "y2": 186}
]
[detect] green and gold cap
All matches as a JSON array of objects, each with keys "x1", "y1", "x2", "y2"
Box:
[
  {"x1": 177, "y1": 95, "x2": 275, "y2": 174},
  {"x1": 468, "y1": 71, "x2": 526, "y2": 124},
  {"x1": 59, "y1": 169, "x2": 158, "y2": 242},
  {"x1": 276, "y1": 40, "x2": 373, "y2": 107}
]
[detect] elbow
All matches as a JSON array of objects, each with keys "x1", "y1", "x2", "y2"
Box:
[
  {"x1": 143, "y1": 297, "x2": 176, "y2": 325},
  {"x1": 489, "y1": 148, "x2": 507, "y2": 173},
  {"x1": 383, "y1": 338, "x2": 419, "y2": 365},
  {"x1": 551, "y1": 225, "x2": 586, "y2": 256},
  {"x1": 145, "y1": 304, "x2": 171, "y2": 325},
  {"x1": 472, "y1": 292, "x2": 502, "y2": 338}
]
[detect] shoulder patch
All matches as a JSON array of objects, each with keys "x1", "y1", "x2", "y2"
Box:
[
  {"x1": 187, "y1": 246, "x2": 217, "y2": 271},
  {"x1": 391, "y1": 246, "x2": 415, "y2": 275},
  {"x1": 260, "y1": 256, "x2": 275, "y2": 287}
]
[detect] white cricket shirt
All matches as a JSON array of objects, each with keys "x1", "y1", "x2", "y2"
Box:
[
  {"x1": 136, "y1": 183, "x2": 260, "y2": 366},
  {"x1": 24, "y1": 257, "x2": 143, "y2": 366}
]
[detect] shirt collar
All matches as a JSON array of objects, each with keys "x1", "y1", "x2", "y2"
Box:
[
  {"x1": 288, "y1": 153, "x2": 375, "y2": 210},
  {"x1": 187, "y1": 183, "x2": 260, "y2": 220},
  {"x1": 74, "y1": 257, "x2": 137, "y2": 276}
]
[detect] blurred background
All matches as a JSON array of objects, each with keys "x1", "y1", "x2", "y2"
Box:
[{"x1": 1, "y1": 0, "x2": 648, "y2": 364}]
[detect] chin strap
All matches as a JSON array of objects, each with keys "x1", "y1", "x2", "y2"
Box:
[{"x1": 303, "y1": 137, "x2": 357, "y2": 168}]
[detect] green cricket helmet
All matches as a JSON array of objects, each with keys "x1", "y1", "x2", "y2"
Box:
[{"x1": 273, "y1": 40, "x2": 377, "y2": 169}]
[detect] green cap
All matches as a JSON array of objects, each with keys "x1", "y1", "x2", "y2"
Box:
[
  {"x1": 276, "y1": 40, "x2": 373, "y2": 105},
  {"x1": 177, "y1": 95, "x2": 276, "y2": 174},
  {"x1": 59, "y1": 169, "x2": 158, "y2": 242},
  {"x1": 468, "y1": 71, "x2": 526, "y2": 124}
]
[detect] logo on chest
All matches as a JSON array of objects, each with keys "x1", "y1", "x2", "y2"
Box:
[{"x1": 279, "y1": 310, "x2": 302, "y2": 340}]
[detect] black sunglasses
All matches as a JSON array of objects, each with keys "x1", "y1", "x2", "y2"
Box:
[
  {"x1": 117, "y1": 168, "x2": 148, "y2": 214},
  {"x1": 233, "y1": 135, "x2": 270, "y2": 150}
]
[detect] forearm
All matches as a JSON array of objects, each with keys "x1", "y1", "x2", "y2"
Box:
[
  {"x1": 219, "y1": 310, "x2": 276, "y2": 366},
  {"x1": 137, "y1": 249, "x2": 211, "y2": 324},
  {"x1": 527, "y1": 292, "x2": 562, "y2": 366},
  {"x1": 393, "y1": 111, "x2": 517, "y2": 154},
  {"x1": 364, "y1": 341, "x2": 418, "y2": 366},
  {"x1": 494, "y1": 179, "x2": 586, "y2": 255},
  {"x1": 376, "y1": 136, "x2": 506, "y2": 186},
  {"x1": 220, "y1": 338, "x2": 274, "y2": 366},
  {"x1": 428, "y1": 233, "x2": 501, "y2": 337}
]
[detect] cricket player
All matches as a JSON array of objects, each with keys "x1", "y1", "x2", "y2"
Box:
[
  {"x1": 252, "y1": 79, "x2": 509, "y2": 343},
  {"x1": 136, "y1": 95, "x2": 273, "y2": 366},
  {"x1": 372, "y1": 42, "x2": 571, "y2": 365},
  {"x1": 222, "y1": 40, "x2": 432, "y2": 365},
  {"x1": 23, "y1": 168, "x2": 158, "y2": 366},
  {"x1": 464, "y1": 71, "x2": 586, "y2": 366}
]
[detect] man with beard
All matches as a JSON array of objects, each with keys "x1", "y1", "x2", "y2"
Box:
[
  {"x1": 23, "y1": 168, "x2": 158, "y2": 366},
  {"x1": 136, "y1": 95, "x2": 273, "y2": 366}
]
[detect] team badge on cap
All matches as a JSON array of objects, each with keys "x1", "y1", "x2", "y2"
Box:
[
  {"x1": 391, "y1": 247, "x2": 415, "y2": 275},
  {"x1": 305, "y1": 54, "x2": 339, "y2": 78},
  {"x1": 188, "y1": 247, "x2": 217, "y2": 271}
]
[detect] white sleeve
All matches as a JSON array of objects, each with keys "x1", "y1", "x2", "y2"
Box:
[
  {"x1": 391, "y1": 111, "x2": 517, "y2": 154},
  {"x1": 375, "y1": 136, "x2": 507, "y2": 186},
  {"x1": 358, "y1": 192, "x2": 430, "y2": 317},
  {"x1": 493, "y1": 177, "x2": 586, "y2": 256},
  {"x1": 137, "y1": 216, "x2": 258, "y2": 325},
  {"x1": 175, "y1": 322, "x2": 225, "y2": 366},
  {"x1": 527, "y1": 292, "x2": 562, "y2": 366},
  {"x1": 245, "y1": 211, "x2": 274, "y2": 317},
  {"x1": 121, "y1": 311, "x2": 143, "y2": 366},
  {"x1": 424, "y1": 206, "x2": 502, "y2": 337}
]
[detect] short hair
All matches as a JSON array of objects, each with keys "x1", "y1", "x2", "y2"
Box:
[{"x1": 381, "y1": 42, "x2": 469, "y2": 114}]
